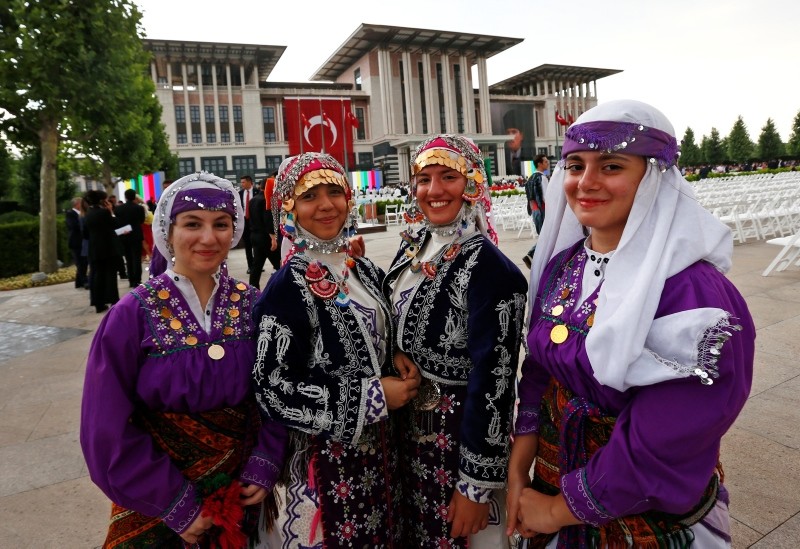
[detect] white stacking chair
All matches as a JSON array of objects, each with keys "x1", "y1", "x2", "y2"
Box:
[
  {"x1": 762, "y1": 231, "x2": 800, "y2": 276},
  {"x1": 384, "y1": 204, "x2": 401, "y2": 225}
]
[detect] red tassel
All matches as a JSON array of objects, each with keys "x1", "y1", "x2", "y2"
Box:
[{"x1": 201, "y1": 483, "x2": 248, "y2": 549}]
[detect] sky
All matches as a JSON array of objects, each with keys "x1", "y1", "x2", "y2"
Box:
[{"x1": 134, "y1": 0, "x2": 800, "y2": 142}]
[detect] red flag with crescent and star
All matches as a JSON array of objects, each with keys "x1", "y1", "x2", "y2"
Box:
[
  {"x1": 555, "y1": 110, "x2": 568, "y2": 126},
  {"x1": 285, "y1": 98, "x2": 353, "y2": 166}
]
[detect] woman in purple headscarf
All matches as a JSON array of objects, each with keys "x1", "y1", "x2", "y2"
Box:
[
  {"x1": 80, "y1": 172, "x2": 287, "y2": 548},
  {"x1": 506, "y1": 100, "x2": 755, "y2": 548}
]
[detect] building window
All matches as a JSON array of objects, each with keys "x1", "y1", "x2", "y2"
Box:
[
  {"x1": 454, "y1": 64, "x2": 464, "y2": 133},
  {"x1": 175, "y1": 106, "x2": 186, "y2": 124},
  {"x1": 201, "y1": 157, "x2": 226, "y2": 174},
  {"x1": 192, "y1": 133, "x2": 202, "y2": 144},
  {"x1": 233, "y1": 155, "x2": 256, "y2": 178},
  {"x1": 178, "y1": 158, "x2": 195, "y2": 176},
  {"x1": 399, "y1": 61, "x2": 408, "y2": 134},
  {"x1": 354, "y1": 68, "x2": 362, "y2": 91},
  {"x1": 355, "y1": 107, "x2": 366, "y2": 141},
  {"x1": 436, "y1": 63, "x2": 446, "y2": 133},
  {"x1": 177, "y1": 133, "x2": 187, "y2": 144},
  {"x1": 233, "y1": 106, "x2": 244, "y2": 143},
  {"x1": 190, "y1": 106, "x2": 200, "y2": 123},
  {"x1": 221, "y1": 132, "x2": 230, "y2": 143},
  {"x1": 262, "y1": 106, "x2": 276, "y2": 142},
  {"x1": 207, "y1": 133, "x2": 216, "y2": 144},
  {"x1": 357, "y1": 152, "x2": 373, "y2": 170},
  {"x1": 538, "y1": 147, "x2": 548, "y2": 156},
  {"x1": 219, "y1": 106, "x2": 229, "y2": 123},
  {"x1": 205, "y1": 105, "x2": 215, "y2": 124},
  {"x1": 265, "y1": 155, "x2": 282, "y2": 174},
  {"x1": 418, "y1": 62, "x2": 428, "y2": 134}
]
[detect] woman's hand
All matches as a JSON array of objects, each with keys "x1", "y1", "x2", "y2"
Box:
[
  {"x1": 447, "y1": 490, "x2": 489, "y2": 538},
  {"x1": 270, "y1": 234, "x2": 278, "y2": 251},
  {"x1": 518, "y1": 488, "x2": 581, "y2": 535},
  {"x1": 380, "y1": 375, "x2": 420, "y2": 409},
  {"x1": 393, "y1": 350, "x2": 420, "y2": 381},
  {"x1": 505, "y1": 469, "x2": 530, "y2": 537},
  {"x1": 239, "y1": 483, "x2": 267, "y2": 506},
  {"x1": 349, "y1": 235, "x2": 365, "y2": 258},
  {"x1": 178, "y1": 513, "x2": 214, "y2": 544}
]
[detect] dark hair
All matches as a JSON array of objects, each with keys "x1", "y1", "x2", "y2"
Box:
[
  {"x1": 84, "y1": 190, "x2": 108, "y2": 207},
  {"x1": 534, "y1": 154, "x2": 548, "y2": 168},
  {"x1": 124, "y1": 188, "x2": 137, "y2": 201},
  {"x1": 241, "y1": 175, "x2": 253, "y2": 183}
]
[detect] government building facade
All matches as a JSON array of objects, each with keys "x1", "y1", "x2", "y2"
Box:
[{"x1": 143, "y1": 24, "x2": 620, "y2": 185}]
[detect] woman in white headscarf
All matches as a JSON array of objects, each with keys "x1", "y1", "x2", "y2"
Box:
[
  {"x1": 506, "y1": 100, "x2": 754, "y2": 548},
  {"x1": 81, "y1": 172, "x2": 287, "y2": 548}
]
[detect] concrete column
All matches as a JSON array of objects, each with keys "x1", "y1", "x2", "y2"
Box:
[
  {"x1": 496, "y1": 144, "x2": 507, "y2": 175},
  {"x1": 226, "y1": 64, "x2": 235, "y2": 139},
  {"x1": 166, "y1": 62, "x2": 173, "y2": 88},
  {"x1": 476, "y1": 56, "x2": 490, "y2": 134},
  {"x1": 421, "y1": 52, "x2": 435, "y2": 134},
  {"x1": 276, "y1": 100, "x2": 285, "y2": 142},
  {"x1": 252, "y1": 64, "x2": 260, "y2": 87},
  {"x1": 211, "y1": 64, "x2": 221, "y2": 140},
  {"x1": 398, "y1": 148, "x2": 410, "y2": 182},
  {"x1": 197, "y1": 63, "x2": 207, "y2": 142},
  {"x1": 459, "y1": 54, "x2": 474, "y2": 134},
  {"x1": 377, "y1": 49, "x2": 394, "y2": 135},
  {"x1": 401, "y1": 50, "x2": 417, "y2": 134},
  {"x1": 181, "y1": 63, "x2": 191, "y2": 140},
  {"x1": 239, "y1": 65, "x2": 246, "y2": 90},
  {"x1": 440, "y1": 52, "x2": 455, "y2": 133},
  {"x1": 150, "y1": 61, "x2": 158, "y2": 85}
]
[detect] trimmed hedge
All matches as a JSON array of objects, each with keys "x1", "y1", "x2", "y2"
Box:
[{"x1": 0, "y1": 216, "x2": 70, "y2": 277}]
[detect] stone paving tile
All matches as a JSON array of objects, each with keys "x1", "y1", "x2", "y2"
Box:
[
  {"x1": 0, "y1": 402, "x2": 48, "y2": 447},
  {"x1": 731, "y1": 517, "x2": 765, "y2": 548},
  {"x1": 734, "y1": 375, "x2": 800, "y2": 450},
  {"x1": 750, "y1": 511, "x2": 800, "y2": 548},
  {"x1": 745, "y1": 293, "x2": 800, "y2": 329},
  {"x1": 0, "y1": 476, "x2": 108, "y2": 549},
  {"x1": 723, "y1": 426, "x2": 800, "y2": 535},
  {"x1": 0, "y1": 431, "x2": 86, "y2": 498},
  {"x1": 750, "y1": 350, "x2": 800, "y2": 397}
]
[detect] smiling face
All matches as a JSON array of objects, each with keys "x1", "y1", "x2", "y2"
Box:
[
  {"x1": 169, "y1": 210, "x2": 234, "y2": 279},
  {"x1": 414, "y1": 164, "x2": 468, "y2": 226},
  {"x1": 294, "y1": 183, "x2": 349, "y2": 240},
  {"x1": 563, "y1": 151, "x2": 647, "y2": 251}
]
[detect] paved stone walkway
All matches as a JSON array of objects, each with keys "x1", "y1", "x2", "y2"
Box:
[{"x1": 0, "y1": 228, "x2": 798, "y2": 547}]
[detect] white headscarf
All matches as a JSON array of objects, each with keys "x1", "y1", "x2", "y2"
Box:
[
  {"x1": 529, "y1": 100, "x2": 733, "y2": 391},
  {"x1": 152, "y1": 171, "x2": 244, "y2": 262}
]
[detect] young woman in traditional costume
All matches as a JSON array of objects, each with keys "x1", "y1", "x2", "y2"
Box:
[
  {"x1": 81, "y1": 172, "x2": 287, "y2": 547},
  {"x1": 251, "y1": 152, "x2": 419, "y2": 548},
  {"x1": 506, "y1": 100, "x2": 755, "y2": 548},
  {"x1": 383, "y1": 135, "x2": 527, "y2": 548}
]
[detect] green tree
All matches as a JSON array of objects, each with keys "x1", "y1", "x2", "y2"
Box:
[
  {"x1": 0, "y1": 0, "x2": 153, "y2": 273},
  {"x1": 12, "y1": 146, "x2": 75, "y2": 214},
  {"x1": 702, "y1": 128, "x2": 726, "y2": 165},
  {"x1": 679, "y1": 127, "x2": 702, "y2": 166},
  {"x1": 788, "y1": 110, "x2": 800, "y2": 159},
  {"x1": 727, "y1": 116, "x2": 754, "y2": 163},
  {"x1": 0, "y1": 140, "x2": 12, "y2": 199},
  {"x1": 757, "y1": 118, "x2": 785, "y2": 161}
]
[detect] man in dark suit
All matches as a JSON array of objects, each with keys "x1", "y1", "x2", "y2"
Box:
[
  {"x1": 114, "y1": 188, "x2": 145, "y2": 287},
  {"x1": 239, "y1": 175, "x2": 255, "y2": 273},
  {"x1": 247, "y1": 184, "x2": 278, "y2": 289},
  {"x1": 66, "y1": 197, "x2": 88, "y2": 289}
]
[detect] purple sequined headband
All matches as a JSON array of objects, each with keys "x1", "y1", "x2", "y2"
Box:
[
  {"x1": 170, "y1": 188, "x2": 237, "y2": 221},
  {"x1": 562, "y1": 121, "x2": 680, "y2": 170}
]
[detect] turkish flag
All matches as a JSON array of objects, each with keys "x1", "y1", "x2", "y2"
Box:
[
  {"x1": 346, "y1": 110, "x2": 360, "y2": 129},
  {"x1": 567, "y1": 112, "x2": 575, "y2": 125},
  {"x1": 555, "y1": 110, "x2": 568, "y2": 126},
  {"x1": 284, "y1": 98, "x2": 354, "y2": 167}
]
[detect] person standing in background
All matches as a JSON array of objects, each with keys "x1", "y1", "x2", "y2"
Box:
[
  {"x1": 66, "y1": 197, "x2": 89, "y2": 289},
  {"x1": 246, "y1": 183, "x2": 277, "y2": 289},
  {"x1": 83, "y1": 190, "x2": 121, "y2": 313},
  {"x1": 522, "y1": 154, "x2": 550, "y2": 269},
  {"x1": 114, "y1": 188, "x2": 145, "y2": 287},
  {"x1": 239, "y1": 175, "x2": 255, "y2": 273}
]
